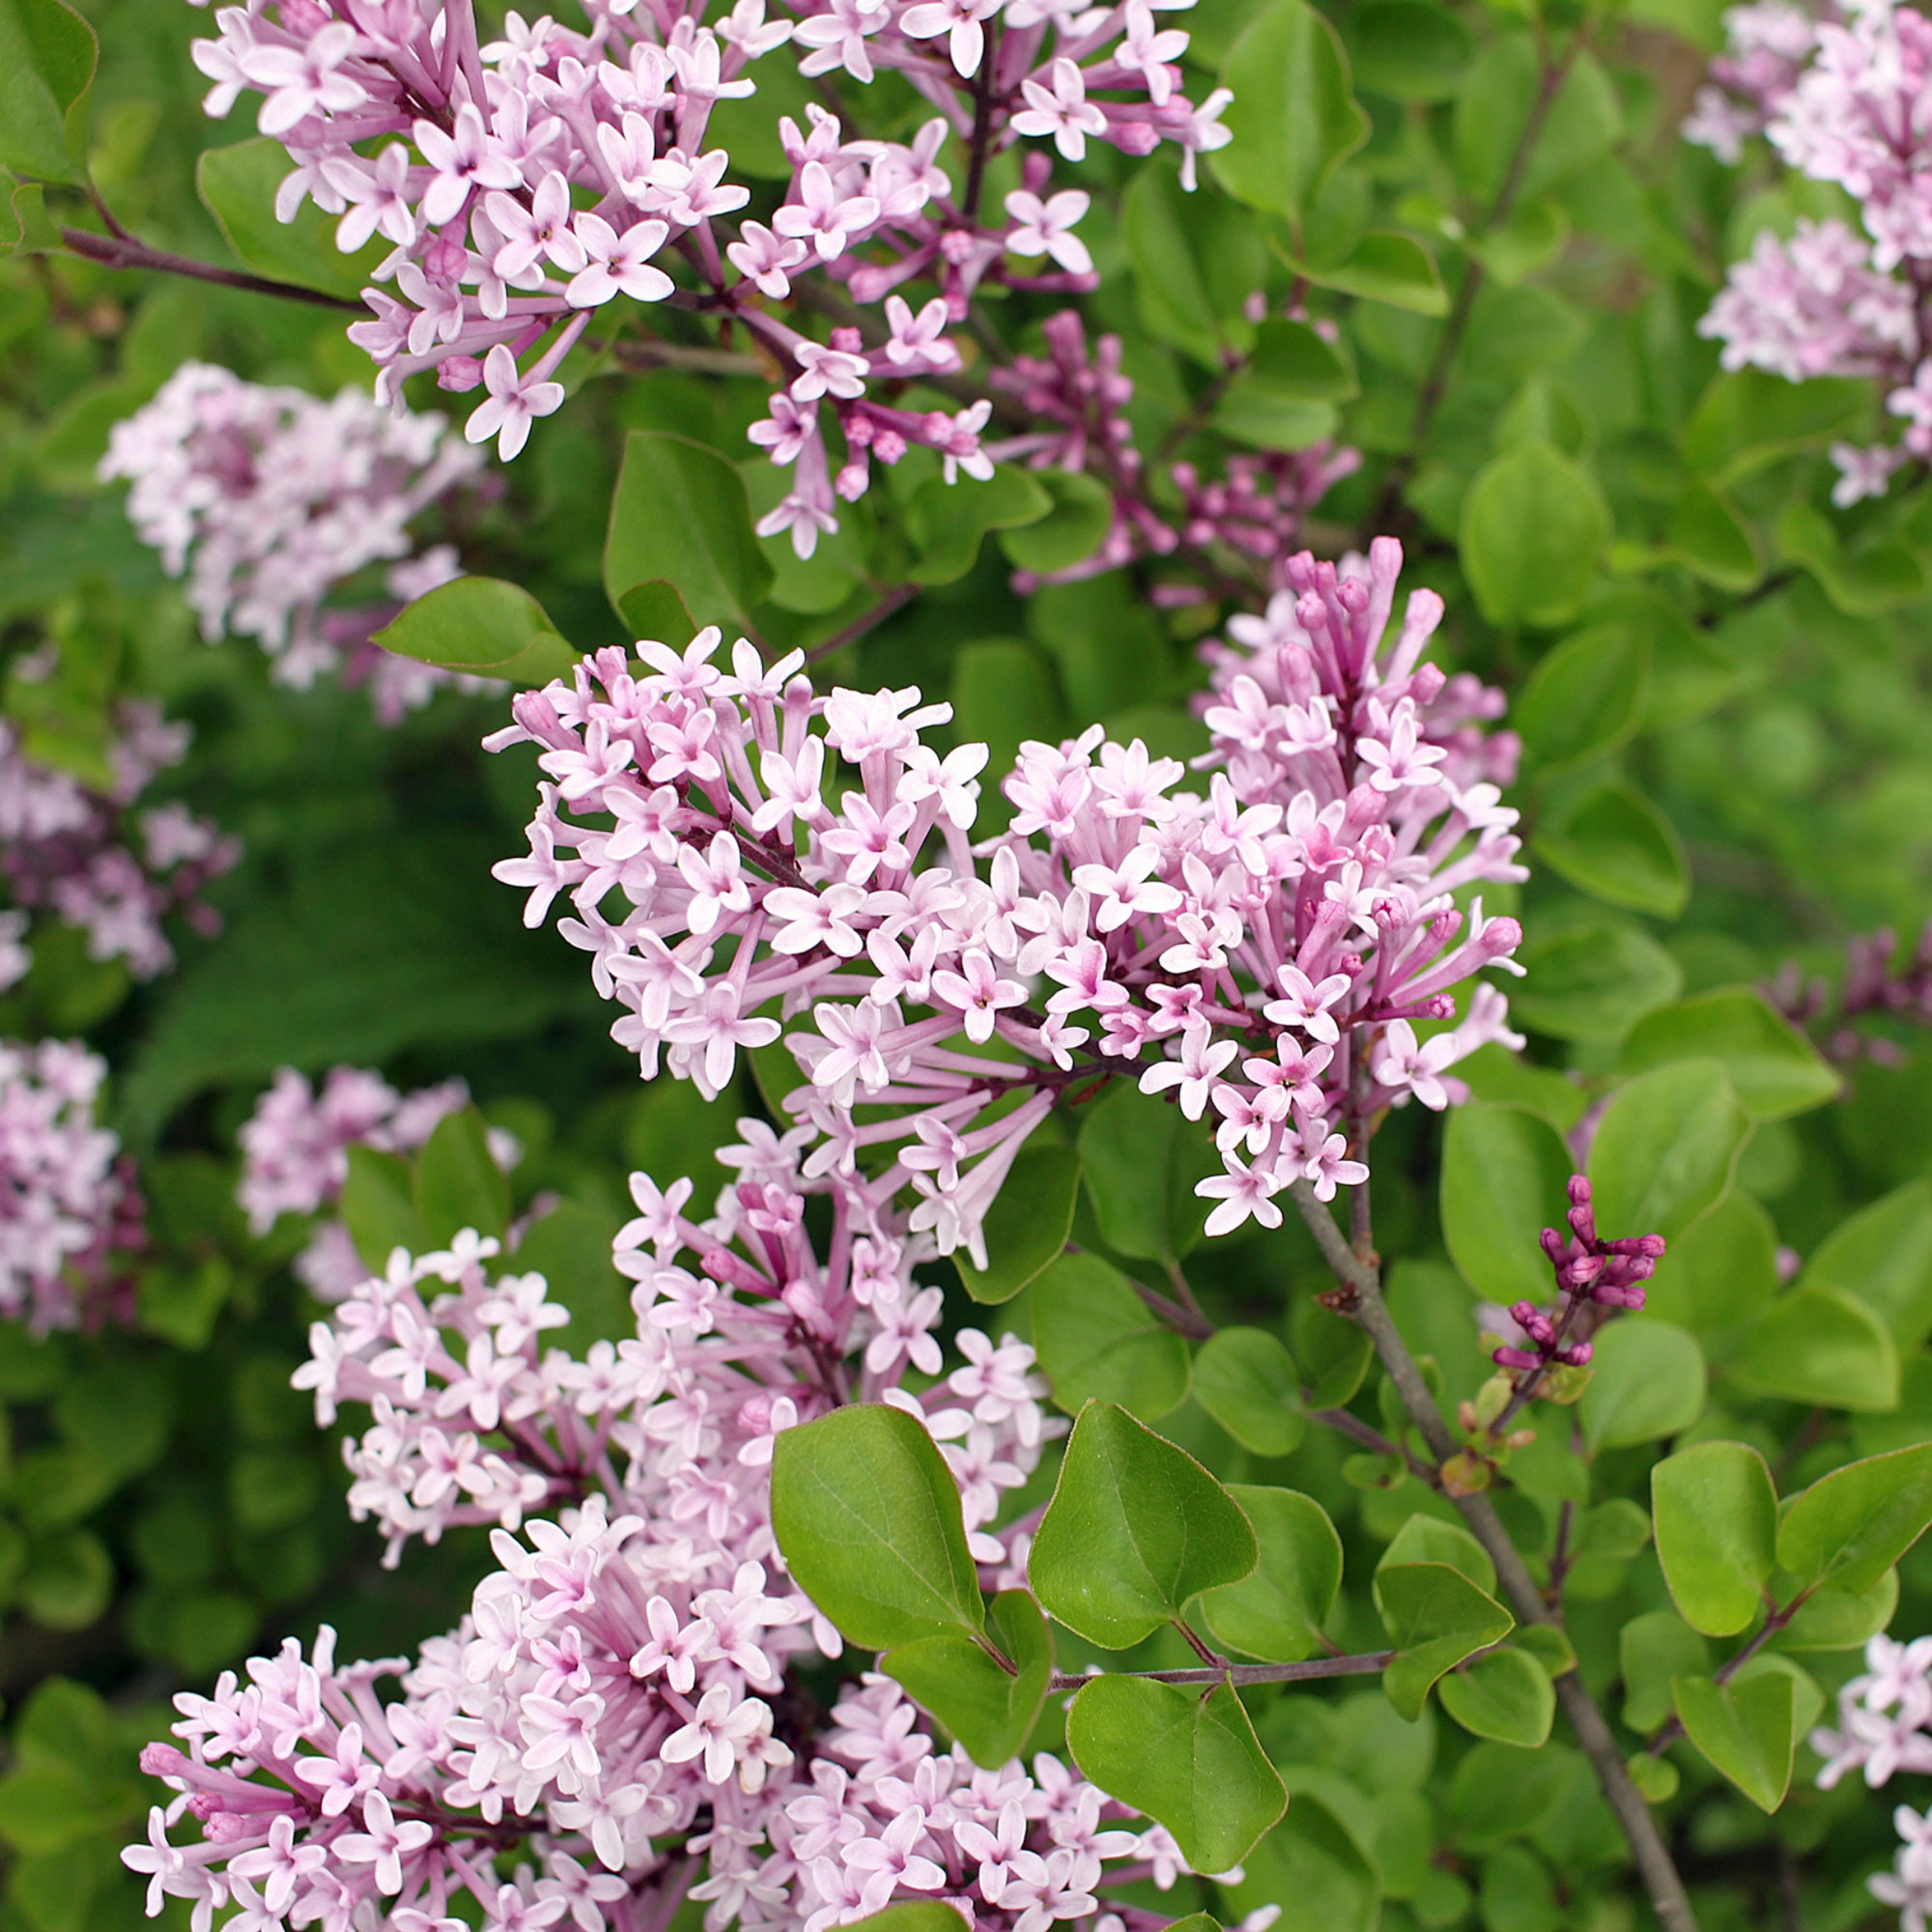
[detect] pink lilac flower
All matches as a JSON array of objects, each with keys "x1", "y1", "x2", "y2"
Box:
[{"x1": 100, "y1": 363, "x2": 486, "y2": 721}]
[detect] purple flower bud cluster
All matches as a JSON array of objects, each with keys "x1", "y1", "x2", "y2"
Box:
[
  {"x1": 1491, "y1": 1176, "x2": 1666, "y2": 1378},
  {"x1": 0, "y1": 1038, "x2": 144, "y2": 1333},
  {"x1": 182, "y1": 0, "x2": 1236, "y2": 563},
  {"x1": 1688, "y1": 0, "x2": 1932, "y2": 503},
  {"x1": 0, "y1": 701, "x2": 239, "y2": 983},
  {"x1": 237, "y1": 1065, "x2": 519, "y2": 1298},
  {"x1": 488, "y1": 536, "x2": 1524, "y2": 1261},
  {"x1": 1768, "y1": 919, "x2": 1932, "y2": 1065},
  {"x1": 123, "y1": 1122, "x2": 1240, "y2": 1932},
  {"x1": 100, "y1": 362, "x2": 485, "y2": 720}
]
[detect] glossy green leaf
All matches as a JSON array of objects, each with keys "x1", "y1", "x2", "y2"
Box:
[
  {"x1": 1515, "y1": 625, "x2": 1649, "y2": 773},
  {"x1": 1292, "y1": 1298, "x2": 1375, "y2": 1407},
  {"x1": 1379, "y1": 1515, "x2": 1497, "y2": 1595},
  {"x1": 1076, "y1": 1080, "x2": 1217, "y2": 1263},
  {"x1": 197, "y1": 138, "x2": 385, "y2": 298},
  {"x1": 1579, "y1": 1320, "x2": 1706, "y2": 1451},
  {"x1": 1643, "y1": 1188, "x2": 1781, "y2": 1335},
  {"x1": 605, "y1": 429, "x2": 773, "y2": 629},
  {"x1": 374, "y1": 575, "x2": 580, "y2": 686},
  {"x1": 1667, "y1": 481, "x2": 1762, "y2": 591},
  {"x1": 1588, "y1": 1060, "x2": 1747, "y2": 1241},
  {"x1": 1651, "y1": 1441, "x2": 1776, "y2": 1636},
  {"x1": 1121, "y1": 164, "x2": 1264, "y2": 367},
  {"x1": 1511, "y1": 919, "x2": 1683, "y2": 1043},
  {"x1": 513, "y1": 1200, "x2": 629, "y2": 1360},
  {"x1": 883, "y1": 1590, "x2": 1053, "y2": 1768},
  {"x1": 771, "y1": 1404, "x2": 984, "y2": 1649},
  {"x1": 1618, "y1": 989, "x2": 1840, "y2": 1122},
  {"x1": 1732, "y1": 1285, "x2": 1900, "y2": 1413},
  {"x1": 614, "y1": 579, "x2": 698, "y2": 646},
  {"x1": 1222, "y1": 1783, "x2": 1380, "y2": 1932},
  {"x1": 1199, "y1": 1485, "x2": 1343, "y2": 1662},
  {"x1": 1193, "y1": 1327, "x2": 1305, "y2": 1456},
  {"x1": 1211, "y1": 0, "x2": 1369, "y2": 219},
  {"x1": 1345, "y1": 0, "x2": 1471, "y2": 99},
  {"x1": 1453, "y1": 37, "x2": 1621, "y2": 206},
  {"x1": 1777, "y1": 501, "x2": 1930, "y2": 616},
  {"x1": 1776, "y1": 1443, "x2": 1932, "y2": 1597},
  {"x1": 340, "y1": 1145, "x2": 427, "y2": 1272},
  {"x1": 0, "y1": 0, "x2": 95, "y2": 184},
  {"x1": 1534, "y1": 781, "x2": 1690, "y2": 919},
  {"x1": 1680, "y1": 369, "x2": 1868, "y2": 486},
  {"x1": 1376, "y1": 1563, "x2": 1515, "y2": 1720},
  {"x1": 907, "y1": 466, "x2": 1053, "y2": 584},
  {"x1": 956, "y1": 1141, "x2": 1082, "y2": 1304},
  {"x1": 1245, "y1": 317, "x2": 1359, "y2": 400},
  {"x1": 1440, "y1": 1648, "x2": 1554, "y2": 1747},
  {"x1": 1440, "y1": 1101, "x2": 1575, "y2": 1305},
  {"x1": 1673, "y1": 1670, "x2": 1795, "y2": 1812},
  {"x1": 840, "y1": 1908, "x2": 971, "y2": 1932},
  {"x1": 1031, "y1": 1252, "x2": 1191, "y2": 1419},
  {"x1": 1462, "y1": 442, "x2": 1610, "y2": 629},
  {"x1": 1029, "y1": 1401, "x2": 1257, "y2": 1648},
  {"x1": 1776, "y1": 1569, "x2": 1899, "y2": 1652},
  {"x1": 1280, "y1": 229, "x2": 1450, "y2": 314},
  {"x1": 1799, "y1": 1179, "x2": 1932, "y2": 1348},
  {"x1": 1211, "y1": 383, "x2": 1338, "y2": 452},
  {"x1": 413, "y1": 1106, "x2": 511, "y2": 1246},
  {"x1": 999, "y1": 469, "x2": 1114, "y2": 576},
  {"x1": 1067, "y1": 1674, "x2": 1287, "y2": 1870},
  {"x1": 1619, "y1": 1609, "x2": 1711, "y2": 1733}
]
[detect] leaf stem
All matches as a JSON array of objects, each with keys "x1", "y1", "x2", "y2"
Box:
[
  {"x1": 1644, "y1": 1588, "x2": 1813, "y2": 1756},
  {"x1": 1049, "y1": 1652, "x2": 1391, "y2": 1692}
]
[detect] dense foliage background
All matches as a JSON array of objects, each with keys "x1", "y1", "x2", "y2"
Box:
[{"x1": 4, "y1": 0, "x2": 1932, "y2": 1924}]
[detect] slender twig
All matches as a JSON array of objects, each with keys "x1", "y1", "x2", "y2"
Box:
[
  {"x1": 805, "y1": 582, "x2": 918, "y2": 664},
  {"x1": 1645, "y1": 1589, "x2": 1811, "y2": 1756},
  {"x1": 1312, "y1": 1405, "x2": 1439, "y2": 1487},
  {"x1": 1288, "y1": 1178, "x2": 1700, "y2": 1932},
  {"x1": 1048, "y1": 1652, "x2": 1391, "y2": 1692},
  {"x1": 58, "y1": 226, "x2": 366, "y2": 311}
]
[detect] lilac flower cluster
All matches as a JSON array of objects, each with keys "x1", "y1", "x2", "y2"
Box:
[
  {"x1": 1488, "y1": 1176, "x2": 1666, "y2": 1380},
  {"x1": 1768, "y1": 919, "x2": 1932, "y2": 1065},
  {"x1": 489, "y1": 537, "x2": 1523, "y2": 1263},
  {"x1": 100, "y1": 362, "x2": 484, "y2": 719},
  {"x1": 1813, "y1": 1634, "x2": 1932, "y2": 1930},
  {"x1": 237, "y1": 1065, "x2": 517, "y2": 1298},
  {"x1": 0, "y1": 1038, "x2": 144, "y2": 1333},
  {"x1": 0, "y1": 701, "x2": 238, "y2": 982},
  {"x1": 181, "y1": 0, "x2": 1234, "y2": 556},
  {"x1": 1688, "y1": 0, "x2": 1932, "y2": 503},
  {"x1": 124, "y1": 1125, "x2": 1226, "y2": 1932}
]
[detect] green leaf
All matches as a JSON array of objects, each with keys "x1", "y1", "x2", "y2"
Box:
[
  {"x1": 1673, "y1": 1670, "x2": 1795, "y2": 1812},
  {"x1": 605, "y1": 430, "x2": 773, "y2": 629},
  {"x1": 1776, "y1": 502, "x2": 1931, "y2": 616},
  {"x1": 1223, "y1": 1785, "x2": 1380, "y2": 1932},
  {"x1": 1440, "y1": 1648, "x2": 1554, "y2": 1747},
  {"x1": 999, "y1": 470, "x2": 1115, "y2": 577},
  {"x1": 1029, "y1": 1401, "x2": 1257, "y2": 1648},
  {"x1": 1651, "y1": 1441, "x2": 1777, "y2": 1636},
  {"x1": 1279, "y1": 230, "x2": 1450, "y2": 314},
  {"x1": 615, "y1": 579, "x2": 699, "y2": 646},
  {"x1": 1440, "y1": 1101, "x2": 1575, "y2": 1305},
  {"x1": 1666, "y1": 481, "x2": 1762, "y2": 591},
  {"x1": 0, "y1": 0, "x2": 94, "y2": 184},
  {"x1": 1732, "y1": 1285, "x2": 1900, "y2": 1413},
  {"x1": 374, "y1": 576, "x2": 579, "y2": 687},
  {"x1": 839, "y1": 1909, "x2": 971, "y2": 1932},
  {"x1": 1776, "y1": 1568, "x2": 1899, "y2": 1652},
  {"x1": 413, "y1": 1106, "x2": 511, "y2": 1246},
  {"x1": 1377, "y1": 1563, "x2": 1516, "y2": 1720},
  {"x1": 197, "y1": 138, "x2": 384, "y2": 298},
  {"x1": 340, "y1": 1145, "x2": 427, "y2": 1272},
  {"x1": 1121, "y1": 163, "x2": 1264, "y2": 367},
  {"x1": 19, "y1": 1529, "x2": 111, "y2": 1630},
  {"x1": 1515, "y1": 625, "x2": 1650, "y2": 773},
  {"x1": 1453, "y1": 37, "x2": 1620, "y2": 205},
  {"x1": 1680, "y1": 370, "x2": 1869, "y2": 486},
  {"x1": 1533, "y1": 781, "x2": 1690, "y2": 919},
  {"x1": 1077, "y1": 1080, "x2": 1217, "y2": 1263},
  {"x1": 1579, "y1": 1321, "x2": 1706, "y2": 1451},
  {"x1": 1776, "y1": 1443, "x2": 1932, "y2": 1597},
  {"x1": 955, "y1": 1141, "x2": 1081, "y2": 1304},
  {"x1": 1798, "y1": 1179, "x2": 1932, "y2": 1348},
  {"x1": 1211, "y1": 0, "x2": 1369, "y2": 219},
  {"x1": 1345, "y1": 0, "x2": 1473, "y2": 100},
  {"x1": 1292, "y1": 1297, "x2": 1375, "y2": 1407},
  {"x1": 1511, "y1": 919, "x2": 1683, "y2": 1043},
  {"x1": 1380, "y1": 1514, "x2": 1498, "y2": 1595},
  {"x1": 1461, "y1": 443, "x2": 1610, "y2": 629},
  {"x1": 1193, "y1": 1328, "x2": 1305, "y2": 1456},
  {"x1": 1211, "y1": 383, "x2": 1338, "y2": 453},
  {"x1": 771, "y1": 1404, "x2": 984, "y2": 1648},
  {"x1": 884, "y1": 1589, "x2": 1053, "y2": 1768},
  {"x1": 1471, "y1": 198, "x2": 1571, "y2": 286},
  {"x1": 1588, "y1": 1060, "x2": 1747, "y2": 1240},
  {"x1": 1067, "y1": 1675, "x2": 1287, "y2": 1871},
  {"x1": 514, "y1": 1200, "x2": 629, "y2": 1358},
  {"x1": 908, "y1": 466, "x2": 1053, "y2": 584},
  {"x1": 1619, "y1": 1609, "x2": 1711, "y2": 1732},
  {"x1": 1199, "y1": 1485, "x2": 1343, "y2": 1662},
  {"x1": 1618, "y1": 990, "x2": 1841, "y2": 1122},
  {"x1": 1245, "y1": 317, "x2": 1360, "y2": 400},
  {"x1": 1031, "y1": 1252, "x2": 1191, "y2": 1419}
]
